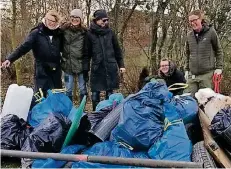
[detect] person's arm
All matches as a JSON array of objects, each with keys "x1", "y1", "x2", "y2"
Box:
[
  {"x1": 185, "y1": 41, "x2": 190, "y2": 71},
  {"x1": 82, "y1": 32, "x2": 91, "y2": 72},
  {"x1": 112, "y1": 31, "x2": 125, "y2": 68},
  {"x1": 211, "y1": 28, "x2": 223, "y2": 69},
  {"x1": 176, "y1": 70, "x2": 186, "y2": 83},
  {"x1": 7, "y1": 29, "x2": 37, "y2": 63}
]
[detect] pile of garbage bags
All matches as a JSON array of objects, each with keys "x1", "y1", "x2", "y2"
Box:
[{"x1": 1, "y1": 80, "x2": 199, "y2": 168}]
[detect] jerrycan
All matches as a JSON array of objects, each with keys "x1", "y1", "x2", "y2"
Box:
[{"x1": 1, "y1": 84, "x2": 33, "y2": 120}]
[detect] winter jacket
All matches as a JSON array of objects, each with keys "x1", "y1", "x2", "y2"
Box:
[
  {"x1": 185, "y1": 24, "x2": 223, "y2": 75},
  {"x1": 7, "y1": 23, "x2": 63, "y2": 94},
  {"x1": 158, "y1": 61, "x2": 186, "y2": 95},
  {"x1": 61, "y1": 22, "x2": 87, "y2": 75},
  {"x1": 83, "y1": 22, "x2": 125, "y2": 92}
]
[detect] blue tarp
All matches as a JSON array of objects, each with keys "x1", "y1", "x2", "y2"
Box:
[
  {"x1": 28, "y1": 90, "x2": 72, "y2": 127},
  {"x1": 112, "y1": 81, "x2": 169, "y2": 150},
  {"x1": 32, "y1": 144, "x2": 86, "y2": 168},
  {"x1": 148, "y1": 101, "x2": 192, "y2": 161},
  {"x1": 171, "y1": 95, "x2": 198, "y2": 124}
]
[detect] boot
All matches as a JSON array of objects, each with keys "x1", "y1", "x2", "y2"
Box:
[{"x1": 92, "y1": 101, "x2": 99, "y2": 111}]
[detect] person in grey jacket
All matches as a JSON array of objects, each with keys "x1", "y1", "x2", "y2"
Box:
[
  {"x1": 61, "y1": 9, "x2": 88, "y2": 102},
  {"x1": 185, "y1": 9, "x2": 223, "y2": 96}
]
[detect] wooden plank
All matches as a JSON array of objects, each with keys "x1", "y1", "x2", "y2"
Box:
[{"x1": 199, "y1": 108, "x2": 231, "y2": 168}]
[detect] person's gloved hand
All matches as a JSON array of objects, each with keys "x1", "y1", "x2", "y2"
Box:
[
  {"x1": 214, "y1": 69, "x2": 222, "y2": 75},
  {"x1": 184, "y1": 71, "x2": 189, "y2": 80},
  {"x1": 83, "y1": 71, "x2": 89, "y2": 83}
]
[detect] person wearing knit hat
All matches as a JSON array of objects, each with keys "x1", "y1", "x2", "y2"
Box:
[
  {"x1": 83, "y1": 9, "x2": 126, "y2": 111},
  {"x1": 60, "y1": 9, "x2": 88, "y2": 102}
]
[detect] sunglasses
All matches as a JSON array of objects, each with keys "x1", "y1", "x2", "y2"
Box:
[{"x1": 102, "y1": 19, "x2": 109, "y2": 23}]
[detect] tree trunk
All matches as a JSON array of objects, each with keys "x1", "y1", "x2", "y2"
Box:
[
  {"x1": 157, "y1": 19, "x2": 168, "y2": 62},
  {"x1": 86, "y1": 0, "x2": 91, "y2": 27},
  {"x1": 12, "y1": 0, "x2": 22, "y2": 85},
  {"x1": 150, "y1": 0, "x2": 170, "y2": 74},
  {"x1": 118, "y1": 1, "x2": 138, "y2": 50}
]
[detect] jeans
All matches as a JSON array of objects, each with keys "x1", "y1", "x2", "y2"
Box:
[
  {"x1": 64, "y1": 73, "x2": 87, "y2": 100},
  {"x1": 91, "y1": 90, "x2": 113, "y2": 111}
]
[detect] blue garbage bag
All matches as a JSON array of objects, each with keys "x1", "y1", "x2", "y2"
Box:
[
  {"x1": 148, "y1": 102, "x2": 192, "y2": 161},
  {"x1": 96, "y1": 93, "x2": 124, "y2": 112},
  {"x1": 72, "y1": 141, "x2": 149, "y2": 168},
  {"x1": 171, "y1": 95, "x2": 198, "y2": 124},
  {"x1": 111, "y1": 81, "x2": 168, "y2": 150},
  {"x1": 32, "y1": 144, "x2": 86, "y2": 168},
  {"x1": 28, "y1": 90, "x2": 73, "y2": 127}
]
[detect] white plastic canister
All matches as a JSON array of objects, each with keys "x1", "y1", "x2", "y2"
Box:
[{"x1": 1, "y1": 84, "x2": 33, "y2": 121}]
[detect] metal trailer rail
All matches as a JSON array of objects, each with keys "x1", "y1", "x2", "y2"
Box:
[{"x1": 1, "y1": 149, "x2": 203, "y2": 168}]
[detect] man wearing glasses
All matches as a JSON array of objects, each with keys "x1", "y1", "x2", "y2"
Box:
[
  {"x1": 185, "y1": 10, "x2": 223, "y2": 96},
  {"x1": 83, "y1": 9, "x2": 125, "y2": 111}
]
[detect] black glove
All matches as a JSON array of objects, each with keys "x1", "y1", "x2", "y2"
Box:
[{"x1": 83, "y1": 71, "x2": 89, "y2": 83}]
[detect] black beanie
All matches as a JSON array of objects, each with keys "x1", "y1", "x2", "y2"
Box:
[{"x1": 93, "y1": 10, "x2": 108, "y2": 20}]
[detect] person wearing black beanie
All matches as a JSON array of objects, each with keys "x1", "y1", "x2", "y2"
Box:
[{"x1": 83, "y1": 9, "x2": 126, "y2": 111}]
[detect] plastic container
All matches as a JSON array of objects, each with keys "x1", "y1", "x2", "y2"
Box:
[{"x1": 1, "y1": 84, "x2": 33, "y2": 121}]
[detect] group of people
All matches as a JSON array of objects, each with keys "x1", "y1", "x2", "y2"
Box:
[
  {"x1": 139, "y1": 9, "x2": 223, "y2": 96},
  {"x1": 1, "y1": 8, "x2": 223, "y2": 110},
  {"x1": 1, "y1": 9, "x2": 125, "y2": 111}
]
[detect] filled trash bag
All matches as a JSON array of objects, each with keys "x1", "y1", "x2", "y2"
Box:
[
  {"x1": 72, "y1": 141, "x2": 149, "y2": 168},
  {"x1": 1, "y1": 114, "x2": 32, "y2": 150},
  {"x1": 22, "y1": 112, "x2": 71, "y2": 152},
  {"x1": 21, "y1": 113, "x2": 71, "y2": 168},
  {"x1": 89, "y1": 102, "x2": 124, "y2": 143},
  {"x1": 32, "y1": 144, "x2": 86, "y2": 168},
  {"x1": 88, "y1": 106, "x2": 114, "y2": 131},
  {"x1": 96, "y1": 93, "x2": 124, "y2": 111},
  {"x1": 28, "y1": 91, "x2": 72, "y2": 127},
  {"x1": 210, "y1": 106, "x2": 231, "y2": 134},
  {"x1": 210, "y1": 106, "x2": 231, "y2": 149},
  {"x1": 148, "y1": 102, "x2": 192, "y2": 161},
  {"x1": 112, "y1": 81, "x2": 168, "y2": 150},
  {"x1": 171, "y1": 95, "x2": 198, "y2": 124}
]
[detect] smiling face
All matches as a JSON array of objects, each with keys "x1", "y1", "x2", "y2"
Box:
[
  {"x1": 96, "y1": 18, "x2": 109, "y2": 27},
  {"x1": 189, "y1": 14, "x2": 203, "y2": 32},
  {"x1": 45, "y1": 14, "x2": 58, "y2": 30},
  {"x1": 160, "y1": 60, "x2": 170, "y2": 74},
  {"x1": 70, "y1": 16, "x2": 81, "y2": 26}
]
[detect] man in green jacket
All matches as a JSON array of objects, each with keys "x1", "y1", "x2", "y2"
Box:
[{"x1": 185, "y1": 9, "x2": 223, "y2": 96}]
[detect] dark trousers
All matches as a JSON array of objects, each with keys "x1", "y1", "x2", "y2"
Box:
[{"x1": 91, "y1": 90, "x2": 113, "y2": 111}]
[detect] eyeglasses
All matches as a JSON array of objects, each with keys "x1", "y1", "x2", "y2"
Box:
[
  {"x1": 71, "y1": 16, "x2": 80, "y2": 19},
  {"x1": 46, "y1": 18, "x2": 57, "y2": 23},
  {"x1": 102, "y1": 19, "x2": 109, "y2": 23},
  {"x1": 160, "y1": 65, "x2": 169, "y2": 67},
  {"x1": 189, "y1": 18, "x2": 199, "y2": 23}
]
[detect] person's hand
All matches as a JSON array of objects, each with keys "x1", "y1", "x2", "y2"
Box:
[
  {"x1": 184, "y1": 71, "x2": 189, "y2": 80},
  {"x1": 83, "y1": 71, "x2": 89, "y2": 83},
  {"x1": 120, "y1": 68, "x2": 126, "y2": 73},
  {"x1": 1, "y1": 60, "x2": 11, "y2": 68},
  {"x1": 214, "y1": 69, "x2": 222, "y2": 75}
]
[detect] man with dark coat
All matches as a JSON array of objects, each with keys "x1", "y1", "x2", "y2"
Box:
[
  {"x1": 1, "y1": 10, "x2": 63, "y2": 96},
  {"x1": 83, "y1": 9, "x2": 126, "y2": 110}
]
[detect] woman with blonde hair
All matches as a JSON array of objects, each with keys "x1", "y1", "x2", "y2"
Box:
[{"x1": 2, "y1": 10, "x2": 63, "y2": 96}]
